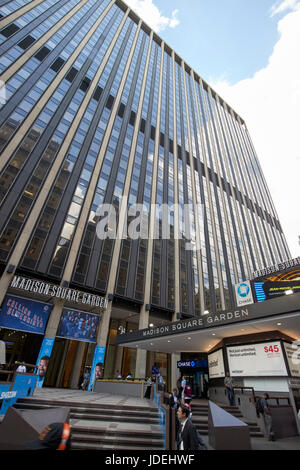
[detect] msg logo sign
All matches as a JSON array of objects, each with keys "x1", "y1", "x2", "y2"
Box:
[{"x1": 0, "y1": 80, "x2": 7, "y2": 106}]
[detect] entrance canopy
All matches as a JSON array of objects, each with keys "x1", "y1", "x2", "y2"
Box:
[{"x1": 116, "y1": 294, "x2": 300, "y2": 354}]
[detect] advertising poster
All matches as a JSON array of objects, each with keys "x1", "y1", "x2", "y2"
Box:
[
  {"x1": 56, "y1": 308, "x2": 100, "y2": 343},
  {"x1": 208, "y1": 349, "x2": 225, "y2": 378},
  {"x1": 227, "y1": 341, "x2": 288, "y2": 377},
  {"x1": 0, "y1": 295, "x2": 52, "y2": 335},
  {"x1": 36, "y1": 338, "x2": 55, "y2": 388},
  {"x1": 234, "y1": 280, "x2": 254, "y2": 307},
  {"x1": 283, "y1": 342, "x2": 300, "y2": 377},
  {"x1": 89, "y1": 346, "x2": 105, "y2": 391},
  {"x1": 253, "y1": 268, "x2": 300, "y2": 302}
]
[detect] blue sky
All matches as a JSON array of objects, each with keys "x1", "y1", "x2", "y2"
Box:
[
  {"x1": 126, "y1": 0, "x2": 300, "y2": 260},
  {"x1": 152, "y1": 0, "x2": 281, "y2": 84}
]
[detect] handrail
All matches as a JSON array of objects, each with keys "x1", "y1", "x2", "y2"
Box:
[
  {"x1": 255, "y1": 395, "x2": 291, "y2": 406},
  {"x1": 14, "y1": 361, "x2": 37, "y2": 369},
  {"x1": 233, "y1": 387, "x2": 291, "y2": 406},
  {"x1": 233, "y1": 386, "x2": 256, "y2": 401}
]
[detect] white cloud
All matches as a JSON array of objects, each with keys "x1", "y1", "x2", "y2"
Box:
[
  {"x1": 125, "y1": 0, "x2": 179, "y2": 32},
  {"x1": 210, "y1": 4, "x2": 300, "y2": 258},
  {"x1": 270, "y1": 0, "x2": 299, "y2": 17}
]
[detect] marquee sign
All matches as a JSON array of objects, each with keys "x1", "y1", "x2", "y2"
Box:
[
  {"x1": 116, "y1": 292, "x2": 300, "y2": 345},
  {"x1": 252, "y1": 257, "x2": 300, "y2": 279},
  {"x1": 10, "y1": 275, "x2": 108, "y2": 310}
]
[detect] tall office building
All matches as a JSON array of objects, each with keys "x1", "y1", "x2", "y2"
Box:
[{"x1": 0, "y1": 0, "x2": 290, "y2": 386}]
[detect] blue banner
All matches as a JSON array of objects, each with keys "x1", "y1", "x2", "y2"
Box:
[
  {"x1": 36, "y1": 338, "x2": 55, "y2": 388},
  {"x1": 89, "y1": 346, "x2": 105, "y2": 391},
  {"x1": 56, "y1": 308, "x2": 100, "y2": 343},
  {"x1": 0, "y1": 295, "x2": 52, "y2": 335}
]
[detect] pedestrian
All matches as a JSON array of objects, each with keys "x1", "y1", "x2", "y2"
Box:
[
  {"x1": 176, "y1": 376, "x2": 183, "y2": 398},
  {"x1": 126, "y1": 372, "x2": 132, "y2": 380},
  {"x1": 176, "y1": 404, "x2": 199, "y2": 450},
  {"x1": 181, "y1": 376, "x2": 186, "y2": 400},
  {"x1": 184, "y1": 381, "x2": 192, "y2": 405},
  {"x1": 260, "y1": 393, "x2": 275, "y2": 441},
  {"x1": 170, "y1": 388, "x2": 179, "y2": 409},
  {"x1": 152, "y1": 363, "x2": 159, "y2": 379},
  {"x1": 26, "y1": 422, "x2": 72, "y2": 450},
  {"x1": 16, "y1": 362, "x2": 27, "y2": 373},
  {"x1": 81, "y1": 368, "x2": 90, "y2": 390},
  {"x1": 224, "y1": 372, "x2": 235, "y2": 406},
  {"x1": 144, "y1": 377, "x2": 153, "y2": 399},
  {"x1": 158, "y1": 374, "x2": 165, "y2": 392}
]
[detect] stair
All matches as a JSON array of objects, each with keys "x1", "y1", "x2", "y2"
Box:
[
  {"x1": 191, "y1": 401, "x2": 264, "y2": 438},
  {"x1": 13, "y1": 396, "x2": 164, "y2": 450}
]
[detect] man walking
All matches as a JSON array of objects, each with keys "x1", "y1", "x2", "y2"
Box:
[
  {"x1": 224, "y1": 372, "x2": 235, "y2": 406},
  {"x1": 177, "y1": 404, "x2": 199, "y2": 450},
  {"x1": 261, "y1": 393, "x2": 275, "y2": 441}
]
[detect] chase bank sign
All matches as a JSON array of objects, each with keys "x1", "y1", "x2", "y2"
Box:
[{"x1": 234, "y1": 280, "x2": 254, "y2": 307}]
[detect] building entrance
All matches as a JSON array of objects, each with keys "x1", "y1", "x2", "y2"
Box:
[
  {"x1": 0, "y1": 328, "x2": 43, "y2": 369},
  {"x1": 180, "y1": 370, "x2": 209, "y2": 399},
  {"x1": 44, "y1": 338, "x2": 96, "y2": 389},
  {"x1": 178, "y1": 356, "x2": 209, "y2": 399}
]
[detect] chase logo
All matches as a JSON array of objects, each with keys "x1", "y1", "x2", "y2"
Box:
[{"x1": 237, "y1": 283, "x2": 250, "y2": 298}]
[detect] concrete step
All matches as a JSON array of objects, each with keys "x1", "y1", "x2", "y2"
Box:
[
  {"x1": 71, "y1": 432, "x2": 163, "y2": 448},
  {"x1": 13, "y1": 396, "x2": 164, "y2": 450},
  {"x1": 14, "y1": 397, "x2": 157, "y2": 413},
  {"x1": 190, "y1": 402, "x2": 265, "y2": 439},
  {"x1": 13, "y1": 402, "x2": 158, "y2": 420},
  {"x1": 71, "y1": 441, "x2": 163, "y2": 451},
  {"x1": 70, "y1": 412, "x2": 159, "y2": 425}
]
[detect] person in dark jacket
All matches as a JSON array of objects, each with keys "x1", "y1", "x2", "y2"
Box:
[{"x1": 177, "y1": 404, "x2": 199, "y2": 450}]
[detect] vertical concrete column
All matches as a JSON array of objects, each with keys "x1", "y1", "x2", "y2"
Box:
[
  {"x1": 170, "y1": 52, "x2": 181, "y2": 391},
  {"x1": 171, "y1": 51, "x2": 180, "y2": 324},
  {"x1": 114, "y1": 345, "x2": 124, "y2": 376},
  {"x1": 44, "y1": 299, "x2": 65, "y2": 339},
  {"x1": 135, "y1": 305, "x2": 150, "y2": 379}
]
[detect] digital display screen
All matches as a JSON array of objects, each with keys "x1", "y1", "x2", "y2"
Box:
[
  {"x1": 56, "y1": 308, "x2": 100, "y2": 343},
  {"x1": 253, "y1": 268, "x2": 300, "y2": 302}
]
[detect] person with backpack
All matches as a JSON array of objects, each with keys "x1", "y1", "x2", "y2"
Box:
[{"x1": 256, "y1": 393, "x2": 275, "y2": 441}]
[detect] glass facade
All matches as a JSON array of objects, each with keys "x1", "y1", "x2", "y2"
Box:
[{"x1": 0, "y1": 0, "x2": 291, "y2": 319}]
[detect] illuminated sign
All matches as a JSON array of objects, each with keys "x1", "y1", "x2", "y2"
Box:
[
  {"x1": 253, "y1": 257, "x2": 300, "y2": 279},
  {"x1": 56, "y1": 308, "x2": 100, "y2": 343},
  {"x1": 234, "y1": 280, "x2": 254, "y2": 307},
  {"x1": 177, "y1": 360, "x2": 208, "y2": 369},
  {"x1": 253, "y1": 268, "x2": 300, "y2": 302},
  {"x1": 227, "y1": 342, "x2": 288, "y2": 377}
]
